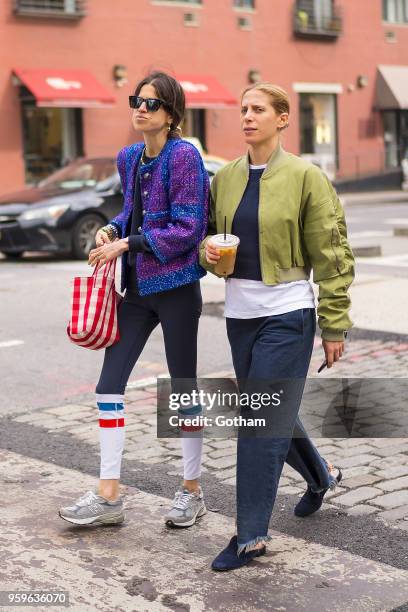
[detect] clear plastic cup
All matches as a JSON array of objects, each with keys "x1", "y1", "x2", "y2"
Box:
[{"x1": 211, "y1": 234, "x2": 240, "y2": 276}]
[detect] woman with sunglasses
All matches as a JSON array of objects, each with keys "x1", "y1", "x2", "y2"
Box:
[
  {"x1": 200, "y1": 82, "x2": 354, "y2": 570},
  {"x1": 59, "y1": 72, "x2": 209, "y2": 528}
]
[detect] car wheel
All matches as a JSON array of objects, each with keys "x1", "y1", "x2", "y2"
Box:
[
  {"x1": 71, "y1": 214, "x2": 105, "y2": 260},
  {"x1": 1, "y1": 251, "x2": 24, "y2": 259}
]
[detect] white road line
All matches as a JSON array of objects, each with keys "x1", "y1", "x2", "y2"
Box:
[
  {"x1": 40, "y1": 263, "x2": 88, "y2": 271},
  {"x1": 0, "y1": 340, "x2": 25, "y2": 348},
  {"x1": 127, "y1": 374, "x2": 168, "y2": 389},
  {"x1": 385, "y1": 218, "x2": 408, "y2": 225},
  {"x1": 349, "y1": 231, "x2": 393, "y2": 239}
]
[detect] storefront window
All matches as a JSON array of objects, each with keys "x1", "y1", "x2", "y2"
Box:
[
  {"x1": 299, "y1": 92, "x2": 337, "y2": 178},
  {"x1": 21, "y1": 98, "x2": 83, "y2": 183},
  {"x1": 183, "y1": 109, "x2": 207, "y2": 151},
  {"x1": 383, "y1": 111, "x2": 399, "y2": 167}
]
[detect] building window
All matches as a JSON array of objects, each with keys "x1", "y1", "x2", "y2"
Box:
[
  {"x1": 233, "y1": 0, "x2": 255, "y2": 8},
  {"x1": 383, "y1": 0, "x2": 408, "y2": 23},
  {"x1": 14, "y1": 0, "x2": 86, "y2": 18},
  {"x1": 152, "y1": 0, "x2": 202, "y2": 5}
]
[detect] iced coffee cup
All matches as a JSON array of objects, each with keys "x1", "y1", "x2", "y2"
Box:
[{"x1": 211, "y1": 234, "x2": 240, "y2": 277}]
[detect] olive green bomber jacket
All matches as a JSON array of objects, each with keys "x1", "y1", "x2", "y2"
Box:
[{"x1": 199, "y1": 145, "x2": 355, "y2": 342}]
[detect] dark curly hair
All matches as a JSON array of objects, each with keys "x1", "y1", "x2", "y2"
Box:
[{"x1": 134, "y1": 71, "x2": 185, "y2": 139}]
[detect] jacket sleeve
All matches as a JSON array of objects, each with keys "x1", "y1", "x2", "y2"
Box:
[
  {"x1": 143, "y1": 144, "x2": 209, "y2": 264},
  {"x1": 107, "y1": 147, "x2": 128, "y2": 238},
  {"x1": 301, "y1": 165, "x2": 355, "y2": 341},
  {"x1": 199, "y1": 173, "x2": 219, "y2": 274}
]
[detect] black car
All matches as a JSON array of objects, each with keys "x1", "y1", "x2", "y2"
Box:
[
  {"x1": 0, "y1": 155, "x2": 225, "y2": 260},
  {"x1": 0, "y1": 158, "x2": 122, "y2": 259}
]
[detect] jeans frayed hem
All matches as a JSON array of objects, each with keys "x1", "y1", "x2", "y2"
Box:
[
  {"x1": 309, "y1": 475, "x2": 337, "y2": 494},
  {"x1": 310, "y1": 462, "x2": 339, "y2": 493},
  {"x1": 237, "y1": 535, "x2": 272, "y2": 556}
]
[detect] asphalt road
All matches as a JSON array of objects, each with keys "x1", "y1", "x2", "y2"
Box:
[
  {"x1": 0, "y1": 256, "x2": 233, "y2": 414},
  {"x1": 1, "y1": 199, "x2": 407, "y2": 414}
]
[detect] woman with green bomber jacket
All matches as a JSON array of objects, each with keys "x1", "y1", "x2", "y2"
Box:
[{"x1": 201, "y1": 82, "x2": 354, "y2": 572}]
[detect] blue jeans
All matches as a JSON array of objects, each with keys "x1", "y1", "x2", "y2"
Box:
[{"x1": 226, "y1": 308, "x2": 332, "y2": 554}]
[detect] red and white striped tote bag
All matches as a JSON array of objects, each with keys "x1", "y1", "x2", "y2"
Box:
[{"x1": 67, "y1": 259, "x2": 121, "y2": 350}]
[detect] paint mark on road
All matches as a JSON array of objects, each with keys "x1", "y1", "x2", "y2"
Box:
[{"x1": 0, "y1": 340, "x2": 24, "y2": 348}]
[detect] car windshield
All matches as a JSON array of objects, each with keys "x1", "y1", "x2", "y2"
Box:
[{"x1": 38, "y1": 159, "x2": 116, "y2": 191}]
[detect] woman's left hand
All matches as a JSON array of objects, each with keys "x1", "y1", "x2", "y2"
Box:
[
  {"x1": 88, "y1": 239, "x2": 127, "y2": 267},
  {"x1": 322, "y1": 340, "x2": 344, "y2": 368}
]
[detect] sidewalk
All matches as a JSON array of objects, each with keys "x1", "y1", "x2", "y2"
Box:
[
  {"x1": 340, "y1": 190, "x2": 408, "y2": 207},
  {"x1": 2, "y1": 449, "x2": 408, "y2": 612},
  {"x1": 202, "y1": 271, "x2": 408, "y2": 336}
]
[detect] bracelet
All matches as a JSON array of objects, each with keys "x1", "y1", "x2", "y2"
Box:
[
  {"x1": 100, "y1": 226, "x2": 114, "y2": 240},
  {"x1": 101, "y1": 225, "x2": 118, "y2": 240}
]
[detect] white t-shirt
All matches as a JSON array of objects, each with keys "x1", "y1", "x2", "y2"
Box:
[
  {"x1": 224, "y1": 163, "x2": 315, "y2": 319},
  {"x1": 225, "y1": 278, "x2": 315, "y2": 319}
]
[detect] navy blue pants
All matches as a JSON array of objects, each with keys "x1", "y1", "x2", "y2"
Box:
[
  {"x1": 226, "y1": 308, "x2": 331, "y2": 553},
  {"x1": 96, "y1": 281, "x2": 202, "y2": 395}
]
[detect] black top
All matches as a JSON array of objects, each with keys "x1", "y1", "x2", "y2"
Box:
[
  {"x1": 127, "y1": 157, "x2": 154, "y2": 267},
  {"x1": 230, "y1": 167, "x2": 264, "y2": 281}
]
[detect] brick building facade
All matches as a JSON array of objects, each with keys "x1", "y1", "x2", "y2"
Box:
[{"x1": 1, "y1": 0, "x2": 408, "y2": 191}]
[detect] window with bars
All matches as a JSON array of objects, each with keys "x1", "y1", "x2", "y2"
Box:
[
  {"x1": 233, "y1": 0, "x2": 255, "y2": 8},
  {"x1": 14, "y1": 0, "x2": 86, "y2": 17},
  {"x1": 383, "y1": 0, "x2": 408, "y2": 23},
  {"x1": 152, "y1": 0, "x2": 202, "y2": 5}
]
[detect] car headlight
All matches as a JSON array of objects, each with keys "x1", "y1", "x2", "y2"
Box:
[{"x1": 19, "y1": 203, "x2": 70, "y2": 223}]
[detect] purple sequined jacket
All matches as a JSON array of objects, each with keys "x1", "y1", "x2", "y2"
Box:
[{"x1": 109, "y1": 138, "x2": 209, "y2": 296}]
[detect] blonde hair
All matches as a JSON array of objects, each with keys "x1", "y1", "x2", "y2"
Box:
[{"x1": 241, "y1": 82, "x2": 290, "y2": 130}]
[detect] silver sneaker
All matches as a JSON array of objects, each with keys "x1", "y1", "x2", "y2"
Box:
[
  {"x1": 165, "y1": 486, "x2": 206, "y2": 528},
  {"x1": 59, "y1": 490, "x2": 124, "y2": 526}
]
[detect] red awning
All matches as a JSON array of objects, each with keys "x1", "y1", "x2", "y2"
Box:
[
  {"x1": 12, "y1": 68, "x2": 115, "y2": 108},
  {"x1": 176, "y1": 74, "x2": 237, "y2": 108}
]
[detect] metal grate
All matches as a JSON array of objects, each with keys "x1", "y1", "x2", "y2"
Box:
[
  {"x1": 14, "y1": 0, "x2": 87, "y2": 18},
  {"x1": 184, "y1": 11, "x2": 199, "y2": 25}
]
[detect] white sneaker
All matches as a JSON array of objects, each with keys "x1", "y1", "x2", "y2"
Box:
[
  {"x1": 59, "y1": 490, "x2": 124, "y2": 526},
  {"x1": 164, "y1": 486, "x2": 206, "y2": 528}
]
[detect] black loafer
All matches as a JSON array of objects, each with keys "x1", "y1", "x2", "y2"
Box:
[
  {"x1": 211, "y1": 536, "x2": 266, "y2": 571},
  {"x1": 294, "y1": 467, "x2": 342, "y2": 518}
]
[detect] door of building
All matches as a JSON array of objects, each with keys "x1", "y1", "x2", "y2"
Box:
[{"x1": 299, "y1": 92, "x2": 337, "y2": 178}]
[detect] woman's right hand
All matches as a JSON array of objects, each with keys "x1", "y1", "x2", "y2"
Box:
[
  {"x1": 205, "y1": 240, "x2": 221, "y2": 264},
  {"x1": 95, "y1": 228, "x2": 112, "y2": 247}
]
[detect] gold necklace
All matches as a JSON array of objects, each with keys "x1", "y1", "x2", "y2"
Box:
[{"x1": 141, "y1": 146, "x2": 159, "y2": 165}]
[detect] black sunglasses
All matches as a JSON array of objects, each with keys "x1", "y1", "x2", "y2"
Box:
[{"x1": 129, "y1": 96, "x2": 167, "y2": 112}]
